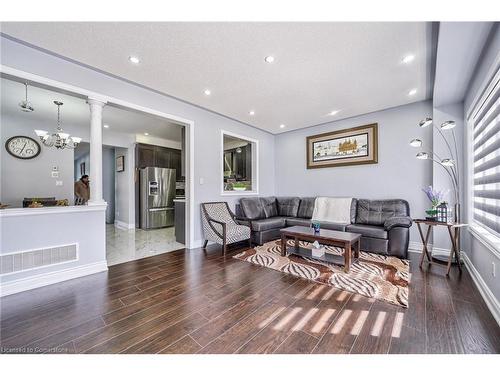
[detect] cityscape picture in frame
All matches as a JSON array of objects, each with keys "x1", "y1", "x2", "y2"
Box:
[
  {"x1": 306, "y1": 123, "x2": 378, "y2": 169},
  {"x1": 116, "y1": 155, "x2": 125, "y2": 172}
]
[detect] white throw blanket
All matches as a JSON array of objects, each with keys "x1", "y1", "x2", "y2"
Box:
[{"x1": 312, "y1": 197, "x2": 353, "y2": 224}]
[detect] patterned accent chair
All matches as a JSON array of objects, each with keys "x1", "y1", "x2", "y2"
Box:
[{"x1": 201, "y1": 202, "x2": 252, "y2": 255}]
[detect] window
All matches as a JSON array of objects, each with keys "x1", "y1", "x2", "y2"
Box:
[
  {"x1": 221, "y1": 131, "x2": 258, "y2": 195},
  {"x1": 468, "y1": 66, "x2": 500, "y2": 245}
]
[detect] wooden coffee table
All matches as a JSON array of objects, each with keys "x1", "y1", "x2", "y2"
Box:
[{"x1": 280, "y1": 226, "x2": 361, "y2": 272}]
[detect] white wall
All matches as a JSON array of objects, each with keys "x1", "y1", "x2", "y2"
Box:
[
  {"x1": 0, "y1": 36, "x2": 276, "y2": 245},
  {"x1": 1, "y1": 113, "x2": 74, "y2": 207},
  {"x1": 114, "y1": 146, "x2": 133, "y2": 226},
  {"x1": 103, "y1": 146, "x2": 115, "y2": 224},
  {"x1": 275, "y1": 101, "x2": 433, "y2": 242}
]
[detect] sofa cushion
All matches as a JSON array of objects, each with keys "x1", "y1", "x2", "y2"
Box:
[
  {"x1": 251, "y1": 217, "x2": 286, "y2": 231},
  {"x1": 277, "y1": 197, "x2": 300, "y2": 217},
  {"x1": 240, "y1": 197, "x2": 265, "y2": 220},
  {"x1": 350, "y1": 199, "x2": 358, "y2": 223},
  {"x1": 260, "y1": 197, "x2": 278, "y2": 218},
  {"x1": 297, "y1": 197, "x2": 316, "y2": 218},
  {"x1": 285, "y1": 217, "x2": 311, "y2": 227},
  {"x1": 319, "y1": 222, "x2": 348, "y2": 232},
  {"x1": 355, "y1": 199, "x2": 410, "y2": 226},
  {"x1": 346, "y1": 224, "x2": 387, "y2": 239}
]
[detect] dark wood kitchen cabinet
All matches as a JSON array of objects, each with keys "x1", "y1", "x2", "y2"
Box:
[{"x1": 136, "y1": 143, "x2": 182, "y2": 178}]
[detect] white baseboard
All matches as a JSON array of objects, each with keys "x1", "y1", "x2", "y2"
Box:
[
  {"x1": 408, "y1": 242, "x2": 499, "y2": 327},
  {"x1": 189, "y1": 239, "x2": 204, "y2": 249},
  {"x1": 0, "y1": 261, "x2": 108, "y2": 297},
  {"x1": 114, "y1": 220, "x2": 135, "y2": 230},
  {"x1": 408, "y1": 241, "x2": 451, "y2": 257},
  {"x1": 462, "y1": 253, "x2": 500, "y2": 326}
]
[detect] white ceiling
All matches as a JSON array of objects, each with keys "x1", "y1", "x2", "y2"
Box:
[
  {"x1": 0, "y1": 77, "x2": 183, "y2": 141},
  {"x1": 1, "y1": 22, "x2": 434, "y2": 134}
]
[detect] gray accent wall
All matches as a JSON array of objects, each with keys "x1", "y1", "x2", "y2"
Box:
[
  {"x1": 1, "y1": 113, "x2": 74, "y2": 207},
  {"x1": 275, "y1": 100, "x2": 433, "y2": 242}
]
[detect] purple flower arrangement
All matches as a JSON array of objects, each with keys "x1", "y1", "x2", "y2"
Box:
[{"x1": 422, "y1": 186, "x2": 448, "y2": 208}]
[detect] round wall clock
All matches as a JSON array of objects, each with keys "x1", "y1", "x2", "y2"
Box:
[{"x1": 5, "y1": 136, "x2": 41, "y2": 160}]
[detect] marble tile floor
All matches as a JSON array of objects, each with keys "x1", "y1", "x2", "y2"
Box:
[{"x1": 105, "y1": 224, "x2": 185, "y2": 266}]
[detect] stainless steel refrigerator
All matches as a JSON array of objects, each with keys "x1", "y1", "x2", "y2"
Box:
[{"x1": 139, "y1": 167, "x2": 176, "y2": 229}]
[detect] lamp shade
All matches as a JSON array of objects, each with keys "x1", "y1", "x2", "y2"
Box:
[
  {"x1": 410, "y1": 139, "x2": 422, "y2": 147},
  {"x1": 441, "y1": 158, "x2": 455, "y2": 166},
  {"x1": 419, "y1": 118, "x2": 433, "y2": 128},
  {"x1": 34, "y1": 129, "x2": 48, "y2": 137},
  {"x1": 440, "y1": 121, "x2": 456, "y2": 130}
]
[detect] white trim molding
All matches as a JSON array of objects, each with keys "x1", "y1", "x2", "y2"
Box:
[
  {"x1": 0, "y1": 261, "x2": 108, "y2": 297},
  {"x1": 220, "y1": 129, "x2": 259, "y2": 196},
  {"x1": 114, "y1": 220, "x2": 135, "y2": 230},
  {"x1": 463, "y1": 253, "x2": 500, "y2": 326},
  {"x1": 0, "y1": 204, "x2": 107, "y2": 217}
]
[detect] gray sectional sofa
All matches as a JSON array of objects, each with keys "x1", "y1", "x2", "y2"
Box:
[{"x1": 235, "y1": 197, "x2": 412, "y2": 258}]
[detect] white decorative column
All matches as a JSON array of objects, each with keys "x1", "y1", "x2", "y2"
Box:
[{"x1": 87, "y1": 98, "x2": 107, "y2": 205}]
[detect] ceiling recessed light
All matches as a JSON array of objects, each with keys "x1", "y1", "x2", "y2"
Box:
[
  {"x1": 408, "y1": 88, "x2": 417, "y2": 96},
  {"x1": 329, "y1": 110, "x2": 339, "y2": 116},
  {"x1": 204, "y1": 89, "x2": 211, "y2": 96},
  {"x1": 249, "y1": 110, "x2": 255, "y2": 116},
  {"x1": 264, "y1": 55, "x2": 275, "y2": 63},
  {"x1": 402, "y1": 54, "x2": 415, "y2": 64},
  {"x1": 280, "y1": 124, "x2": 285, "y2": 129},
  {"x1": 103, "y1": 124, "x2": 109, "y2": 128},
  {"x1": 144, "y1": 132, "x2": 149, "y2": 136},
  {"x1": 128, "y1": 56, "x2": 140, "y2": 64}
]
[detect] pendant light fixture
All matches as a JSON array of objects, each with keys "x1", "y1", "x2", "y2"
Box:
[
  {"x1": 19, "y1": 82, "x2": 34, "y2": 112},
  {"x1": 34, "y1": 101, "x2": 81, "y2": 149}
]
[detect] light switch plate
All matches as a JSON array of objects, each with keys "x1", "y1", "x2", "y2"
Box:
[{"x1": 199, "y1": 177, "x2": 204, "y2": 185}]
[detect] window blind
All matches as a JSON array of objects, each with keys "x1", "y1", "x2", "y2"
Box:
[{"x1": 471, "y1": 67, "x2": 500, "y2": 237}]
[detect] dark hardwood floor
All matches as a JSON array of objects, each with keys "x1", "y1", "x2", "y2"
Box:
[{"x1": 1, "y1": 243, "x2": 499, "y2": 354}]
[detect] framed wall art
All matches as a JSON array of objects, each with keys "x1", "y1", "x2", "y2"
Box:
[
  {"x1": 116, "y1": 155, "x2": 125, "y2": 172},
  {"x1": 306, "y1": 123, "x2": 378, "y2": 169}
]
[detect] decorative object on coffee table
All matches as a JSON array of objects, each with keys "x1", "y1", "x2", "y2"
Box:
[
  {"x1": 410, "y1": 118, "x2": 461, "y2": 222},
  {"x1": 414, "y1": 218, "x2": 468, "y2": 276},
  {"x1": 306, "y1": 123, "x2": 378, "y2": 169},
  {"x1": 234, "y1": 239, "x2": 409, "y2": 308},
  {"x1": 280, "y1": 226, "x2": 361, "y2": 273}
]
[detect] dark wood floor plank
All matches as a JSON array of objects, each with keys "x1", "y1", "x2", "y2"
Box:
[
  {"x1": 1, "y1": 244, "x2": 499, "y2": 355},
  {"x1": 121, "y1": 313, "x2": 208, "y2": 353},
  {"x1": 158, "y1": 334, "x2": 202, "y2": 354},
  {"x1": 388, "y1": 323, "x2": 427, "y2": 354},
  {"x1": 452, "y1": 298, "x2": 500, "y2": 353},
  {"x1": 349, "y1": 301, "x2": 400, "y2": 354},
  {"x1": 312, "y1": 294, "x2": 372, "y2": 354},
  {"x1": 198, "y1": 293, "x2": 300, "y2": 354},
  {"x1": 273, "y1": 331, "x2": 319, "y2": 354},
  {"x1": 297, "y1": 288, "x2": 352, "y2": 339},
  {"x1": 425, "y1": 282, "x2": 465, "y2": 354},
  {"x1": 192, "y1": 276, "x2": 300, "y2": 348}
]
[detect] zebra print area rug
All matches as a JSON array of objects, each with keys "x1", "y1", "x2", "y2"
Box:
[{"x1": 234, "y1": 239, "x2": 409, "y2": 308}]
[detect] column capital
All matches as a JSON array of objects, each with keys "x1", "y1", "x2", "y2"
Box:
[{"x1": 87, "y1": 97, "x2": 107, "y2": 106}]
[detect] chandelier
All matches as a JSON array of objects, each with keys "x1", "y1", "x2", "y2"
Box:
[
  {"x1": 19, "y1": 82, "x2": 34, "y2": 112},
  {"x1": 34, "y1": 101, "x2": 81, "y2": 149}
]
